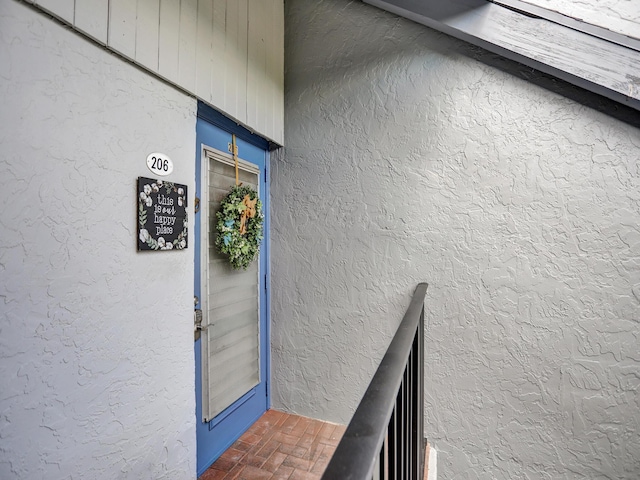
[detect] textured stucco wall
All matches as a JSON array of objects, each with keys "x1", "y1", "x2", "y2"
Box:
[
  {"x1": 273, "y1": 0, "x2": 640, "y2": 478},
  {"x1": 0, "y1": 2, "x2": 196, "y2": 478}
]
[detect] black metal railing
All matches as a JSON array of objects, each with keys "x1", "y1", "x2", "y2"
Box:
[{"x1": 322, "y1": 283, "x2": 428, "y2": 480}]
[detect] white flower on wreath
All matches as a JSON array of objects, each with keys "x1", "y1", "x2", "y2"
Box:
[
  {"x1": 178, "y1": 196, "x2": 184, "y2": 207},
  {"x1": 157, "y1": 237, "x2": 166, "y2": 248},
  {"x1": 145, "y1": 197, "x2": 153, "y2": 207},
  {"x1": 178, "y1": 187, "x2": 184, "y2": 195},
  {"x1": 143, "y1": 184, "x2": 152, "y2": 195},
  {"x1": 165, "y1": 242, "x2": 174, "y2": 250},
  {"x1": 139, "y1": 229, "x2": 149, "y2": 243},
  {"x1": 179, "y1": 239, "x2": 186, "y2": 249},
  {"x1": 151, "y1": 183, "x2": 159, "y2": 193},
  {"x1": 139, "y1": 191, "x2": 147, "y2": 201}
]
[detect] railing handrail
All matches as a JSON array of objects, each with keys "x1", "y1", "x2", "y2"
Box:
[{"x1": 322, "y1": 283, "x2": 428, "y2": 480}]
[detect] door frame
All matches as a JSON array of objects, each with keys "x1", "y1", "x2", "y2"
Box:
[{"x1": 195, "y1": 101, "x2": 272, "y2": 475}]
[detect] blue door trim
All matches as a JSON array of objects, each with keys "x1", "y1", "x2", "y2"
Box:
[
  {"x1": 195, "y1": 105, "x2": 271, "y2": 476},
  {"x1": 197, "y1": 101, "x2": 271, "y2": 151}
]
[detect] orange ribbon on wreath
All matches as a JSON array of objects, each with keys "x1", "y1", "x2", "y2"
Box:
[{"x1": 239, "y1": 195, "x2": 257, "y2": 235}]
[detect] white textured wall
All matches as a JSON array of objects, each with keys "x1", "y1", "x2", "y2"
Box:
[
  {"x1": 0, "y1": 2, "x2": 196, "y2": 478},
  {"x1": 273, "y1": 0, "x2": 640, "y2": 478}
]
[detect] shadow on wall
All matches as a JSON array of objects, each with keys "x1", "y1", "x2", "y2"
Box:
[
  {"x1": 285, "y1": 1, "x2": 458, "y2": 93},
  {"x1": 288, "y1": 0, "x2": 640, "y2": 130},
  {"x1": 457, "y1": 42, "x2": 640, "y2": 130}
]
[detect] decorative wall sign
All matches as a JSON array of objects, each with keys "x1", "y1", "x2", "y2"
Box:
[
  {"x1": 137, "y1": 177, "x2": 188, "y2": 251},
  {"x1": 146, "y1": 152, "x2": 174, "y2": 176}
]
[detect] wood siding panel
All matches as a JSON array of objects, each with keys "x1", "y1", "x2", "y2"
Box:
[
  {"x1": 223, "y1": 0, "x2": 239, "y2": 119},
  {"x1": 247, "y1": 0, "x2": 267, "y2": 136},
  {"x1": 210, "y1": 0, "x2": 227, "y2": 109},
  {"x1": 248, "y1": 0, "x2": 284, "y2": 143},
  {"x1": 28, "y1": 0, "x2": 285, "y2": 144},
  {"x1": 265, "y1": 1, "x2": 277, "y2": 141},
  {"x1": 35, "y1": 0, "x2": 74, "y2": 23},
  {"x1": 267, "y1": 0, "x2": 284, "y2": 142},
  {"x1": 195, "y1": 0, "x2": 214, "y2": 102},
  {"x1": 235, "y1": 0, "x2": 249, "y2": 123},
  {"x1": 222, "y1": 0, "x2": 249, "y2": 122},
  {"x1": 178, "y1": 0, "x2": 198, "y2": 93},
  {"x1": 108, "y1": 0, "x2": 137, "y2": 60},
  {"x1": 158, "y1": 0, "x2": 180, "y2": 84},
  {"x1": 273, "y1": 0, "x2": 284, "y2": 142},
  {"x1": 74, "y1": 0, "x2": 108, "y2": 44},
  {"x1": 135, "y1": 0, "x2": 160, "y2": 72}
]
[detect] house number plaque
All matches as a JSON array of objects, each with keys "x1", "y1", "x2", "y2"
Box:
[
  {"x1": 146, "y1": 152, "x2": 174, "y2": 176},
  {"x1": 137, "y1": 176, "x2": 188, "y2": 251}
]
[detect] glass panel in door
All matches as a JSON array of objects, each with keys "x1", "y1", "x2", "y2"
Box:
[{"x1": 202, "y1": 156, "x2": 260, "y2": 420}]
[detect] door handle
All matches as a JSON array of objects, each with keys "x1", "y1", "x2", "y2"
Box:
[{"x1": 194, "y1": 308, "x2": 204, "y2": 341}]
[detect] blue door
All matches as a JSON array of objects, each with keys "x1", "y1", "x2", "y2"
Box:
[{"x1": 195, "y1": 102, "x2": 270, "y2": 476}]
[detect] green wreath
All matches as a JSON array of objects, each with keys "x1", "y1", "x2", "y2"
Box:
[{"x1": 215, "y1": 185, "x2": 264, "y2": 270}]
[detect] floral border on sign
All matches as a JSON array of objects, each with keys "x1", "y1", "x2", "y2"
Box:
[{"x1": 138, "y1": 179, "x2": 188, "y2": 251}]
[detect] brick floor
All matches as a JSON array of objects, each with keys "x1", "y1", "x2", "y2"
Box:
[{"x1": 199, "y1": 410, "x2": 346, "y2": 480}]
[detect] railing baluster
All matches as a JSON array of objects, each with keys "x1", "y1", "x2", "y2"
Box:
[
  {"x1": 408, "y1": 348, "x2": 413, "y2": 480},
  {"x1": 414, "y1": 307, "x2": 425, "y2": 479},
  {"x1": 384, "y1": 433, "x2": 389, "y2": 480},
  {"x1": 400, "y1": 374, "x2": 406, "y2": 479},
  {"x1": 408, "y1": 364, "x2": 411, "y2": 479},
  {"x1": 415, "y1": 335, "x2": 420, "y2": 479},
  {"x1": 389, "y1": 407, "x2": 398, "y2": 480},
  {"x1": 405, "y1": 364, "x2": 410, "y2": 479},
  {"x1": 388, "y1": 408, "x2": 396, "y2": 479},
  {"x1": 410, "y1": 334, "x2": 417, "y2": 480},
  {"x1": 321, "y1": 284, "x2": 428, "y2": 480}
]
